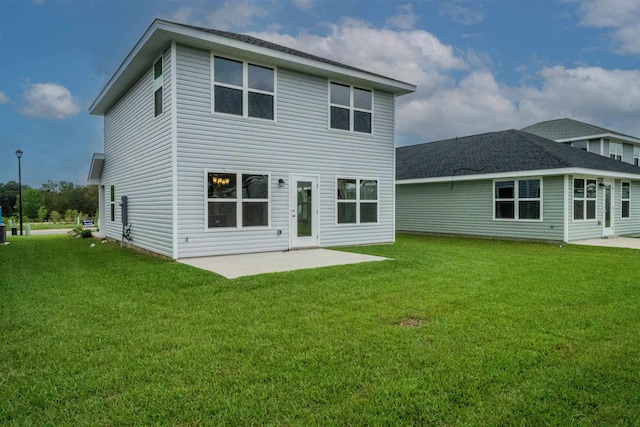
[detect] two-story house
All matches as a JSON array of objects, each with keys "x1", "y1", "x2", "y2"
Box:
[
  {"x1": 522, "y1": 118, "x2": 640, "y2": 166},
  {"x1": 88, "y1": 19, "x2": 415, "y2": 259}
]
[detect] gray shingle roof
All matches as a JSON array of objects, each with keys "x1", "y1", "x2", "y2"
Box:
[
  {"x1": 521, "y1": 118, "x2": 638, "y2": 141},
  {"x1": 396, "y1": 129, "x2": 640, "y2": 180},
  {"x1": 161, "y1": 19, "x2": 410, "y2": 86}
]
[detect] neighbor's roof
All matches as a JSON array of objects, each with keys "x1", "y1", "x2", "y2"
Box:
[
  {"x1": 396, "y1": 129, "x2": 640, "y2": 182},
  {"x1": 521, "y1": 118, "x2": 639, "y2": 143},
  {"x1": 90, "y1": 19, "x2": 416, "y2": 115}
]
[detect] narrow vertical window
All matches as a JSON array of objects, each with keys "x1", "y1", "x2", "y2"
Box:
[
  {"x1": 621, "y1": 182, "x2": 630, "y2": 219},
  {"x1": 634, "y1": 147, "x2": 639, "y2": 166},
  {"x1": 153, "y1": 58, "x2": 163, "y2": 117},
  {"x1": 110, "y1": 185, "x2": 115, "y2": 221}
]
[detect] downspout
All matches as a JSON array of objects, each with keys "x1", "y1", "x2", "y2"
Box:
[{"x1": 171, "y1": 41, "x2": 179, "y2": 260}]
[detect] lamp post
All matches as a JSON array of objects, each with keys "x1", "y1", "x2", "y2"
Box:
[{"x1": 15, "y1": 149, "x2": 23, "y2": 236}]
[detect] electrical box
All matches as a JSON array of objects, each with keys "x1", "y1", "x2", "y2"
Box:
[{"x1": 121, "y1": 196, "x2": 128, "y2": 224}]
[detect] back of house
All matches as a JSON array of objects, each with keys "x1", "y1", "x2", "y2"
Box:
[{"x1": 88, "y1": 19, "x2": 415, "y2": 259}]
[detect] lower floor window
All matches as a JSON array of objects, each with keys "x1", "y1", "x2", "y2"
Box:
[
  {"x1": 207, "y1": 172, "x2": 269, "y2": 228},
  {"x1": 337, "y1": 178, "x2": 378, "y2": 224},
  {"x1": 494, "y1": 179, "x2": 541, "y2": 220},
  {"x1": 621, "y1": 182, "x2": 630, "y2": 219},
  {"x1": 573, "y1": 178, "x2": 597, "y2": 220}
]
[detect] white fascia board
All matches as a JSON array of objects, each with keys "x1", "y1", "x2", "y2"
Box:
[
  {"x1": 555, "y1": 133, "x2": 640, "y2": 145},
  {"x1": 87, "y1": 152, "x2": 105, "y2": 184},
  {"x1": 90, "y1": 20, "x2": 416, "y2": 115},
  {"x1": 396, "y1": 167, "x2": 640, "y2": 185}
]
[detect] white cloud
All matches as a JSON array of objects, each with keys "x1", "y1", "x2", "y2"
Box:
[
  {"x1": 251, "y1": 19, "x2": 639, "y2": 142},
  {"x1": 440, "y1": 0, "x2": 484, "y2": 25},
  {"x1": 386, "y1": 3, "x2": 419, "y2": 30},
  {"x1": 21, "y1": 83, "x2": 81, "y2": 119},
  {"x1": 571, "y1": 0, "x2": 640, "y2": 54},
  {"x1": 0, "y1": 91, "x2": 9, "y2": 104},
  {"x1": 167, "y1": 1, "x2": 270, "y2": 31},
  {"x1": 292, "y1": 0, "x2": 313, "y2": 11}
]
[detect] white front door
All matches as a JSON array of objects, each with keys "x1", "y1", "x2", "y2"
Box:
[
  {"x1": 290, "y1": 175, "x2": 319, "y2": 248},
  {"x1": 603, "y1": 179, "x2": 614, "y2": 237}
]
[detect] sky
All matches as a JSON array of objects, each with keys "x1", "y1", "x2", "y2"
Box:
[{"x1": 0, "y1": 0, "x2": 638, "y2": 187}]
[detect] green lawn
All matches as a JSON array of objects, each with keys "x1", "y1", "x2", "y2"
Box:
[{"x1": 1, "y1": 234, "x2": 639, "y2": 425}]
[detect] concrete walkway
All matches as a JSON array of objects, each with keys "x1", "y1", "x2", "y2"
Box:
[
  {"x1": 4, "y1": 228, "x2": 72, "y2": 237},
  {"x1": 178, "y1": 248, "x2": 390, "y2": 279},
  {"x1": 571, "y1": 237, "x2": 640, "y2": 249}
]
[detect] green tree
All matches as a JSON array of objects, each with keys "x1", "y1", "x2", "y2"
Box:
[
  {"x1": 37, "y1": 205, "x2": 49, "y2": 222},
  {"x1": 0, "y1": 181, "x2": 20, "y2": 217},
  {"x1": 50, "y1": 210, "x2": 61, "y2": 223},
  {"x1": 13, "y1": 187, "x2": 42, "y2": 221}
]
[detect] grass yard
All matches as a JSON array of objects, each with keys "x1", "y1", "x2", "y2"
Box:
[{"x1": 1, "y1": 234, "x2": 639, "y2": 425}]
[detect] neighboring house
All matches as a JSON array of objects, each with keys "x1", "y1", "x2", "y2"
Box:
[
  {"x1": 522, "y1": 118, "x2": 640, "y2": 166},
  {"x1": 396, "y1": 129, "x2": 640, "y2": 242},
  {"x1": 88, "y1": 19, "x2": 415, "y2": 259}
]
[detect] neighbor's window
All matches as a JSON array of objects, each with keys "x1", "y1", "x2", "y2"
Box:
[
  {"x1": 573, "y1": 178, "x2": 597, "y2": 220},
  {"x1": 572, "y1": 140, "x2": 589, "y2": 151},
  {"x1": 621, "y1": 182, "x2": 630, "y2": 219},
  {"x1": 634, "y1": 147, "x2": 639, "y2": 166},
  {"x1": 494, "y1": 179, "x2": 541, "y2": 220},
  {"x1": 212, "y1": 56, "x2": 275, "y2": 120},
  {"x1": 609, "y1": 142, "x2": 623, "y2": 161},
  {"x1": 110, "y1": 185, "x2": 115, "y2": 221},
  {"x1": 329, "y1": 83, "x2": 372, "y2": 133},
  {"x1": 337, "y1": 178, "x2": 378, "y2": 224},
  {"x1": 153, "y1": 57, "x2": 163, "y2": 117},
  {"x1": 207, "y1": 172, "x2": 269, "y2": 228}
]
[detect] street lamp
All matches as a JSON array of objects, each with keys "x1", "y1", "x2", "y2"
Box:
[{"x1": 15, "y1": 149, "x2": 23, "y2": 236}]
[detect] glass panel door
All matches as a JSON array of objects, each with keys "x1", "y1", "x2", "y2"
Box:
[{"x1": 290, "y1": 175, "x2": 318, "y2": 248}]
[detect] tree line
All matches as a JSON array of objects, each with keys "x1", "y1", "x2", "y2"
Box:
[{"x1": 0, "y1": 180, "x2": 98, "y2": 223}]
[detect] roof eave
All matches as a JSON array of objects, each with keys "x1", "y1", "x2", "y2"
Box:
[
  {"x1": 554, "y1": 133, "x2": 640, "y2": 145},
  {"x1": 90, "y1": 19, "x2": 416, "y2": 115},
  {"x1": 397, "y1": 167, "x2": 640, "y2": 184},
  {"x1": 88, "y1": 153, "x2": 105, "y2": 184}
]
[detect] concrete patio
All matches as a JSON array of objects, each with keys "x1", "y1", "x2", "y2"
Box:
[
  {"x1": 571, "y1": 237, "x2": 640, "y2": 250},
  {"x1": 178, "y1": 248, "x2": 390, "y2": 279}
]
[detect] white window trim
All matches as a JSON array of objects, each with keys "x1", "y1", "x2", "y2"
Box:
[
  {"x1": 621, "y1": 181, "x2": 631, "y2": 220},
  {"x1": 609, "y1": 141, "x2": 623, "y2": 161},
  {"x1": 153, "y1": 55, "x2": 164, "y2": 118},
  {"x1": 204, "y1": 170, "x2": 271, "y2": 231},
  {"x1": 633, "y1": 146, "x2": 639, "y2": 167},
  {"x1": 335, "y1": 176, "x2": 379, "y2": 226},
  {"x1": 210, "y1": 53, "x2": 277, "y2": 122},
  {"x1": 571, "y1": 176, "x2": 598, "y2": 222},
  {"x1": 109, "y1": 185, "x2": 116, "y2": 222},
  {"x1": 328, "y1": 81, "x2": 374, "y2": 135},
  {"x1": 493, "y1": 178, "x2": 543, "y2": 222}
]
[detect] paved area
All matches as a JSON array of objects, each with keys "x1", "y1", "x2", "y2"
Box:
[
  {"x1": 3, "y1": 228, "x2": 72, "y2": 237},
  {"x1": 571, "y1": 237, "x2": 640, "y2": 249},
  {"x1": 178, "y1": 248, "x2": 390, "y2": 279}
]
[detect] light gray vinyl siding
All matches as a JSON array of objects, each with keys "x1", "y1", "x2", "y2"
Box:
[
  {"x1": 588, "y1": 140, "x2": 601, "y2": 155},
  {"x1": 567, "y1": 175, "x2": 602, "y2": 241},
  {"x1": 101, "y1": 48, "x2": 174, "y2": 257},
  {"x1": 615, "y1": 180, "x2": 640, "y2": 236},
  {"x1": 623, "y1": 143, "x2": 634, "y2": 165},
  {"x1": 174, "y1": 45, "x2": 395, "y2": 257},
  {"x1": 396, "y1": 176, "x2": 565, "y2": 241}
]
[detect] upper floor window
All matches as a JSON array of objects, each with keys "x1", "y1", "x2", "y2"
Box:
[
  {"x1": 634, "y1": 147, "x2": 639, "y2": 166},
  {"x1": 329, "y1": 83, "x2": 372, "y2": 133},
  {"x1": 153, "y1": 58, "x2": 163, "y2": 117},
  {"x1": 572, "y1": 140, "x2": 589, "y2": 151},
  {"x1": 621, "y1": 182, "x2": 630, "y2": 219},
  {"x1": 212, "y1": 56, "x2": 275, "y2": 120},
  {"x1": 494, "y1": 179, "x2": 541, "y2": 221},
  {"x1": 609, "y1": 142, "x2": 623, "y2": 161},
  {"x1": 573, "y1": 178, "x2": 597, "y2": 220}
]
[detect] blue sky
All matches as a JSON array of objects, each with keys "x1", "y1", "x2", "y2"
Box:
[{"x1": 0, "y1": 0, "x2": 638, "y2": 187}]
